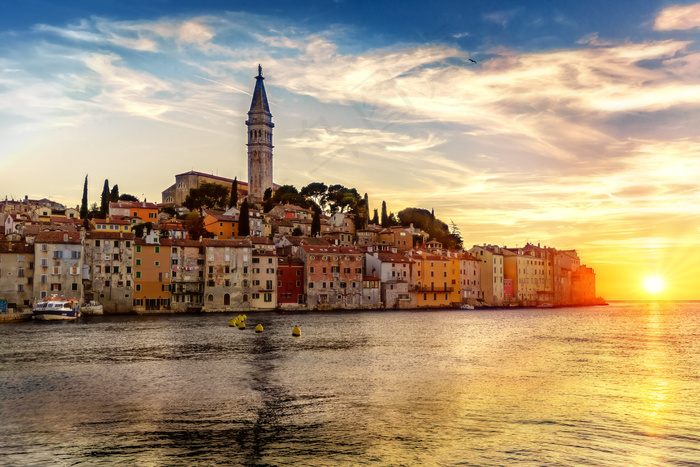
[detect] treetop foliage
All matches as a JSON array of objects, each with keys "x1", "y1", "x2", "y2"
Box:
[{"x1": 184, "y1": 183, "x2": 229, "y2": 212}]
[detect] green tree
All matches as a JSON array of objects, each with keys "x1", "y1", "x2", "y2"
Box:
[
  {"x1": 99, "y1": 179, "x2": 110, "y2": 218},
  {"x1": 238, "y1": 200, "x2": 250, "y2": 236},
  {"x1": 229, "y1": 177, "x2": 238, "y2": 209},
  {"x1": 80, "y1": 175, "x2": 88, "y2": 219},
  {"x1": 311, "y1": 209, "x2": 321, "y2": 237},
  {"x1": 263, "y1": 187, "x2": 272, "y2": 201},
  {"x1": 119, "y1": 193, "x2": 139, "y2": 202},
  {"x1": 300, "y1": 182, "x2": 328, "y2": 212},
  {"x1": 183, "y1": 212, "x2": 209, "y2": 241},
  {"x1": 270, "y1": 185, "x2": 309, "y2": 208},
  {"x1": 110, "y1": 184, "x2": 119, "y2": 202},
  {"x1": 183, "y1": 183, "x2": 230, "y2": 212},
  {"x1": 326, "y1": 184, "x2": 360, "y2": 214},
  {"x1": 292, "y1": 227, "x2": 303, "y2": 236},
  {"x1": 372, "y1": 209, "x2": 379, "y2": 225},
  {"x1": 381, "y1": 201, "x2": 389, "y2": 227}
]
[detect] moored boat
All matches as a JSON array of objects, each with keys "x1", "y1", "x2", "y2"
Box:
[
  {"x1": 33, "y1": 298, "x2": 81, "y2": 320},
  {"x1": 461, "y1": 304, "x2": 475, "y2": 310},
  {"x1": 81, "y1": 301, "x2": 104, "y2": 315}
]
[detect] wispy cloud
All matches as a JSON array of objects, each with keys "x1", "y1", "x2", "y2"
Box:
[{"x1": 654, "y1": 3, "x2": 700, "y2": 30}]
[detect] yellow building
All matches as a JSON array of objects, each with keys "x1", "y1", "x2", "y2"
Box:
[{"x1": 411, "y1": 251, "x2": 456, "y2": 308}]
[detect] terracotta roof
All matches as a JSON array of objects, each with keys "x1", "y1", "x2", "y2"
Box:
[
  {"x1": 109, "y1": 201, "x2": 158, "y2": 209},
  {"x1": 202, "y1": 238, "x2": 252, "y2": 248},
  {"x1": 376, "y1": 252, "x2": 413, "y2": 263},
  {"x1": 0, "y1": 241, "x2": 34, "y2": 253},
  {"x1": 35, "y1": 231, "x2": 81, "y2": 244},
  {"x1": 84, "y1": 231, "x2": 135, "y2": 240}
]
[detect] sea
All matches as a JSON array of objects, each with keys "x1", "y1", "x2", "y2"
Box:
[{"x1": 1, "y1": 301, "x2": 699, "y2": 466}]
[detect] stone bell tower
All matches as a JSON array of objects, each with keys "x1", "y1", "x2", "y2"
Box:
[{"x1": 246, "y1": 64, "x2": 274, "y2": 203}]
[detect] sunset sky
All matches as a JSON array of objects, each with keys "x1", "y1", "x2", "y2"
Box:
[{"x1": 2, "y1": 1, "x2": 700, "y2": 300}]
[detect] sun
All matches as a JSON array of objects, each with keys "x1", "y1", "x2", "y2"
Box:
[{"x1": 643, "y1": 276, "x2": 665, "y2": 295}]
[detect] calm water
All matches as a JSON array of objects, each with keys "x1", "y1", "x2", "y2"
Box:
[{"x1": 1, "y1": 302, "x2": 699, "y2": 466}]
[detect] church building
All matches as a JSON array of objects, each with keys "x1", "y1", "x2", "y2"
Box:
[{"x1": 246, "y1": 65, "x2": 274, "y2": 202}]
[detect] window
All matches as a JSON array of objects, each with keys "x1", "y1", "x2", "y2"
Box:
[
  {"x1": 126, "y1": 241, "x2": 131, "y2": 248},
  {"x1": 41, "y1": 244, "x2": 48, "y2": 251},
  {"x1": 136, "y1": 284, "x2": 141, "y2": 291},
  {"x1": 136, "y1": 271, "x2": 141, "y2": 279},
  {"x1": 264, "y1": 293, "x2": 272, "y2": 302},
  {"x1": 41, "y1": 274, "x2": 48, "y2": 283},
  {"x1": 253, "y1": 258, "x2": 260, "y2": 263},
  {"x1": 155, "y1": 261, "x2": 160, "y2": 267},
  {"x1": 17, "y1": 268, "x2": 24, "y2": 278},
  {"x1": 41, "y1": 259, "x2": 48, "y2": 267},
  {"x1": 105, "y1": 280, "x2": 110, "y2": 287},
  {"x1": 266, "y1": 280, "x2": 273, "y2": 290},
  {"x1": 155, "y1": 247, "x2": 160, "y2": 254},
  {"x1": 136, "y1": 259, "x2": 141, "y2": 266},
  {"x1": 105, "y1": 266, "x2": 111, "y2": 274},
  {"x1": 136, "y1": 246, "x2": 141, "y2": 253},
  {"x1": 51, "y1": 283, "x2": 61, "y2": 291},
  {"x1": 17, "y1": 284, "x2": 24, "y2": 292},
  {"x1": 53, "y1": 251, "x2": 63, "y2": 259},
  {"x1": 310, "y1": 267, "x2": 315, "y2": 273},
  {"x1": 71, "y1": 251, "x2": 80, "y2": 259},
  {"x1": 309, "y1": 282, "x2": 314, "y2": 288},
  {"x1": 296, "y1": 270, "x2": 301, "y2": 276}
]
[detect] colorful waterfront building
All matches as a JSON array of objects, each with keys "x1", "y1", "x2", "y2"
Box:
[
  {"x1": 277, "y1": 256, "x2": 305, "y2": 309},
  {"x1": 0, "y1": 241, "x2": 35, "y2": 309},
  {"x1": 201, "y1": 238, "x2": 252, "y2": 311},
  {"x1": 169, "y1": 239, "x2": 205, "y2": 311},
  {"x1": 132, "y1": 238, "x2": 171, "y2": 312},
  {"x1": 411, "y1": 251, "x2": 455, "y2": 308},
  {"x1": 298, "y1": 245, "x2": 364, "y2": 309},
  {"x1": 469, "y1": 245, "x2": 505, "y2": 307},
  {"x1": 83, "y1": 231, "x2": 135, "y2": 312},
  {"x1": 33, "y1": 231, "x2": 83, "y2": 301},
  {"x1": 251, "y1": 249, "x2": 278, "y2": 310},
  {"x1": 365, "y1": 251, "x2": 415, "y2": 309}
]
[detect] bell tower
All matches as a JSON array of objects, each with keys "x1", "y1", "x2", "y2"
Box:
[{"x1": 246, "y1": 64, "x2": 274, "y2": 203}]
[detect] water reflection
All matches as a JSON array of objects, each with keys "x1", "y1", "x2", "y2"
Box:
[{"x1": 2, "y1": 304, "x2": 700, "y2": 465}]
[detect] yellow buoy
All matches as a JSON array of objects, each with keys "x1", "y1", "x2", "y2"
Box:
[
  {"x1": 255, "y1": 324, "x2": 263, "y2": 333},
  {"x1": 292, "y1": 326, "x2": 301, "y2": 337},
  {"x1": 228, "y1": 318, "x2": 238, "y2": 327},
  {"x1": 238, "y1": 322, "x2": 246, "y2": 330}
]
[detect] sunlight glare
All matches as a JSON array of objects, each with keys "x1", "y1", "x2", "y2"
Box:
[{"x1": 643, "y1": 276, "x2": 665, "y2": 294}]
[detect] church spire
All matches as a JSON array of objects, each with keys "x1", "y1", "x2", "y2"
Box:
[{"x1": 249, "y1": 64, "x2": 271, "y2": 115}]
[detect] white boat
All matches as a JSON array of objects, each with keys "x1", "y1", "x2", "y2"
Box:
[
  {"x1": 461, "y1": 304, "x2": 475, "y2": 310},
  {"x1": 537, "y1": 302, "x2": 554, "y2": 308},
  {"x1": 81, "y1": 301, "x2": 104, "y2": 315},
  {"x1": 33, "y1": 298, "x2": 81, "y2": 320}
]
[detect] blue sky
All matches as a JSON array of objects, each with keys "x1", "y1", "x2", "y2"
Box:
[{"x1": 2, "y1": 0, "x2": 700, "y2": 299}]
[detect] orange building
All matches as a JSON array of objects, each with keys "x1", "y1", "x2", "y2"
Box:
[
  {"x1": 109, "y1": 201, "x2": 159, "y2": 223},
  {"x1": 133, "y1": 238, "x2": 172, "y2": 311},
  {"x1": 203, "y1": 210, "x2": 237, "y2": 238}
]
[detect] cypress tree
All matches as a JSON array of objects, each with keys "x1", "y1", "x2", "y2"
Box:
[
  {"x1": 229, "y1": 177, "x2": 238, "y2": 209},
  {"x1": 372, "y1": 209, "x2": 379, "y2": 225},
  {"x1": 100, "y1": 179, "x2": 110, "y2": 218},
  {"x1": 110, "y1": 184, "x2": 119, "y2": 202},
  {"x1": 238, "y1": 200, "x2": 250, "y2": 236},
  {"x1": 381, "y1": 201, "x2": 389, "y2": 227},
  {"x1": 80, "y1": 175, "x2": 88, "y2": 219},
  {"x1": 311, "y1": 209, "x2": 321, "y2": 237},
  {"x1": 363, "y1": 193, "x2": 369, "y2": 228}
]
